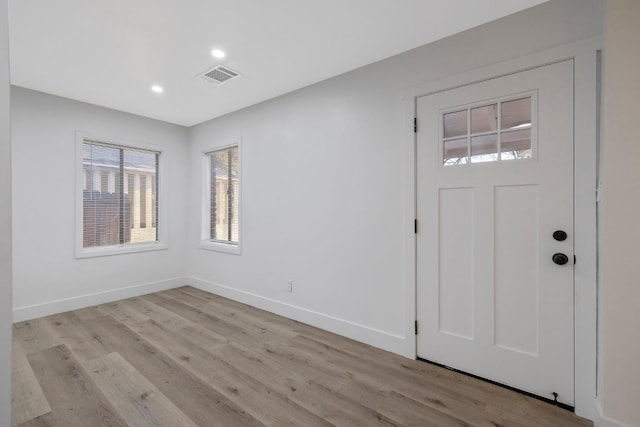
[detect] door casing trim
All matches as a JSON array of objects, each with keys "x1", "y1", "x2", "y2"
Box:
[{"x1": 402, "y1": 36, "x2": 601, "y2": 421}]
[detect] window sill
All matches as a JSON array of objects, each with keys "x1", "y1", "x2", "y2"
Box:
[
  {"x1": 199, "y1": 240, "x2": 241, "y2": 255},
  {"x1": 76, "y1": 242, "x2": 168, "y2": 259}
]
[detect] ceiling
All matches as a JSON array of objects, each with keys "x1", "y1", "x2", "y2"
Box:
[{"x1": 8, "y1": 0, "x2": 548, "y2": 127}]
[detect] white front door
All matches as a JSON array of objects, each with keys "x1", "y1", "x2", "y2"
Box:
[{"x1": 416, "y1": 60, "x2": 575, "y2": 405}]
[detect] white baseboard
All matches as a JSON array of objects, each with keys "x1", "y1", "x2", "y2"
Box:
[
  {"x1": 12, "y1": 276, "x2": 188, "y2": 322},
  {"x1": 594, "y1": 399, "x2": 634, "y2": 427},
  {"x1": 187, "y1": 276, "x2": 408, "y2": 357}
]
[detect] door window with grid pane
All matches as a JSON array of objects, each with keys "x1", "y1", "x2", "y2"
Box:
[
  {"x1": 442, "y1": 94, "x2": 535, "y2": 166},
  {"x1": 207, "y1": 146, "x2": 239, "y2": 246},
  {"x1": 81, "y1": 140, "x2": 159, "y2": 252}
]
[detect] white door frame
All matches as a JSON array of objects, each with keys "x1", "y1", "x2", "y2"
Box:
[{"x1": 402, "y1": 37, "x2": 601, "y2": 420}]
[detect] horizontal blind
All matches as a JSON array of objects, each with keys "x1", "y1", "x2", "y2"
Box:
[{"x1": 83, "y1": 141, "x2": 159, "y2": 248}]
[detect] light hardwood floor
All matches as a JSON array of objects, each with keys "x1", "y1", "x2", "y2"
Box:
[{"x1": 12, "y1": 286, "x2": 593, "y2": 427}]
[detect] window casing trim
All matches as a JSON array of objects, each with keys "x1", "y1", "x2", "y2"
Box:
[
  {"x1": 75, "y1": 132, "x2": 169, "y2": 259},
  {"x1": 200, "y1": 141, "x2": 242, "y2": 255}
]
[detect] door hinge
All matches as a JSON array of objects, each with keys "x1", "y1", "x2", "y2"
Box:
[
  {"x1": 414, "y1": 320, "x2": 418, "y2": 335},
  {"x1": 414, "y1": 117, "x2": 417, "y2": 133},
  {"x1": 574, "y1": 255, "x2": 577, "y2": 265},
  {"x1": 414, "y1": 219, "x2": 418, "y2": 234}
]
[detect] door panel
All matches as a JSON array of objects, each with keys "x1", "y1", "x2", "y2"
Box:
[
  {"x1": 416, "y1": 60, "x2": 574, "y2": 405},
  {"x1": 494, "y1": 184, "x2": 539, "y2": 355},
  {"x1": 438, "y1": 187, "x2": 474, "y2": 340}
]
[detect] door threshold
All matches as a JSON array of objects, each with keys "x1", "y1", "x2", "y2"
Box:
[{"x1": 416, "y1": 357, "x2": 575, "y2": 412}]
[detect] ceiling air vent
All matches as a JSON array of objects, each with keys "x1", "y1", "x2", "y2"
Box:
[{"x1": 200, "y1": 64, "x2": 241, "y2": 85}]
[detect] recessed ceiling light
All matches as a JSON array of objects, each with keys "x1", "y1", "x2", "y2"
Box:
[
  {"x1": 211, "y1": 49, "x2": 226, "y2": 59},
  {"x1": 151, "y1": 85, "x2": 163, "y2": 93}
]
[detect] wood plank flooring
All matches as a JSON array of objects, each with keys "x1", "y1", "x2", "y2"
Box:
[{"x1": 12, "y1": 286, "x2": 593, "y2": 427}]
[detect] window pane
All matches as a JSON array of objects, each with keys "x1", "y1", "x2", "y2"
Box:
[
  {"x1": 210, "y1": 146, "x2": 239, "y2": 244},
  {"x1": 151, "y1": 175, "x2": 157, "y2": 228},
  {"x1": 229, "y1": 148, "x2": 239, "y2": 243},
  {"x1": 124, "y1": 149, "x2": 158, "y2": 244},
  {"x1": 140, "y1": 176, "x2": 147, "y2": 229},
  {"x1": 501, "y1": 129, "x2": 532, "y2": 160},
  {"x1": 471, "y1": 104, "x2": 497, "y2": 134},
  {"x1": 501, "y1": 97, "x2": 531, "y2": 130},
  {"x1": 83, "y1": 143, "x2": 121, "y2": 248},
  {"x1": 443, "y1": 137, "x2": 468, "y2": 166},
  {"x1": 471, "y1": 134, "x2": 498, "y2": 163},
  {"x1": 443, "y1": 110, "x2": 467, "y2": 138}
]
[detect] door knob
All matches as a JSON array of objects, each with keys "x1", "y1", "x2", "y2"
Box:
[
  {"x1": 553, "y1": 230, "x2": 567, "y2": 241},
  {"x1": 552, "y1": 253, "x2": 569, "y2": 265}
]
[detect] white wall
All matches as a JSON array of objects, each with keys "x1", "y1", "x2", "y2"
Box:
[
  {"x1": 11, "y1": 87, "x2": 189, "y2": 319},
  {"x1": 187, "y1": 0, "x2": 602, "y2": 354},
  {"x1": 598, "y1": 1, "x2": 640, "y2": 426},
  {"x1": 0, "y1": 0, "x2": 11, "y2": 422}
]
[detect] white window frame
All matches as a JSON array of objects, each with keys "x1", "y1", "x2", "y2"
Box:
[
  {"x1": 200, "y1": 140, "x2": 242, "y2": 255},
  {"x1": 75, "y1": 132, "x2": 168, "y2": 258}
]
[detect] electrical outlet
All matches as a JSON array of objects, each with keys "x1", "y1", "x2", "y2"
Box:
[{"x1": 286, "y1": 280, "x2": 293, "y2": 292}]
